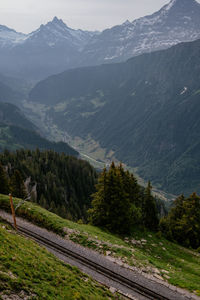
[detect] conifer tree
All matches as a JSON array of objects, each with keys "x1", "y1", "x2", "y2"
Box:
[
  {"x1": 181, "y1": 193, "x2": 200, "y2": 248},
  {"x1": 142, "y1": 181, "x2": 159, "y2": 231},
  {"x1": 10, "y1": 170, "x2": 27, "y2": 199},
  {"x1": 88, "y1": 168, "x2": 108, "y2": 226},
  {"x1": 160, "y1": 193, "x2": 200, "y2": 249},
  {"x1": 88, "y1": 162, "x2": 142, "y2": 234},
  {"x1": 0, "y1": 163, "x2": 9, "y2": 195}
]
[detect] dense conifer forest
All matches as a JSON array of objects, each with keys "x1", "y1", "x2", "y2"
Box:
[{"x1": 0, "y1": 149, "x2": 97, "y2": 221}]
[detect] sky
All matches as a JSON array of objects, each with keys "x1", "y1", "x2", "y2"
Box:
[{"x1": 0, "y1": 0, "x2": 200, "y2": 33}]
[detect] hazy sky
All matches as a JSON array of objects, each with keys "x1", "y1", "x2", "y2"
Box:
[{"x1": 1, "y1": 0, "x2": 200, "y2": 33}]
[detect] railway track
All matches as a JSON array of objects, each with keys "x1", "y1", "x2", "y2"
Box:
[{"x1": 17, "y1": 225, "x2": 185, "y2": 300}]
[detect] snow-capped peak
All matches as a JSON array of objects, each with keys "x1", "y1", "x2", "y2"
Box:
[
  {"x1": 27, "y1": 17, "x2": 71, "y2": 42},
  {"x1": 164, "y1": 0, "x2": 177, "y2": 11},
  {"x1": 37, "y1": 17, "x2": 69, "y2": 33},
  {"x1": 25, "y1": 17, "x2": 98, "y2": 50},
  {"x1": 162, "y1": 0, "x2": 199, "y2": 12},
  {"x1": 0, "y1": 25, "x2": 27, "y2": 47},
  {"x1": 131, "y1": 0, "x2": 200, "y2": 27}
]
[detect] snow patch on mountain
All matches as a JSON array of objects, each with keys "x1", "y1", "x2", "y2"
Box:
[
  {"x1": 180, "y1": 87, "x2": 188, "y2": 95},
  {"x1": 0, "y1": 26, "x2": 27, "y2": 47},
  {"x1": 165, "y1": 0, "x2": 177, "y2": 11},
  {"x1": 80, "y1": 0, "x2": 200, "y2": 66},
  {"x1": 0, "y1": 0, "x2": 200, "y2": 79}
]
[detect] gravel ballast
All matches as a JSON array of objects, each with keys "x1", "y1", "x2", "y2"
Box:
[{"x1": 0, "y1": 209, "x2": 199, "y2": 300}]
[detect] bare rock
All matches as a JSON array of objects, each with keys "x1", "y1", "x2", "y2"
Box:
[
  {"x1": 109, "y1": 287, "x2": 117, "y2": 293},
  {"x1": 152, "y1": 267, "x2": 160, "y2": 275},
  {"x1": 154, "y1": 274, "x2": 164, "y2": 281},
  {"x1": 162, "y1": 269, "x2": 169, "y2": 274}
]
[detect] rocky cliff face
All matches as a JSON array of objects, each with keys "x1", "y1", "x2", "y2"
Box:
[{"x1": 81, "y1": 0, "x2": 200, "y2": 65}]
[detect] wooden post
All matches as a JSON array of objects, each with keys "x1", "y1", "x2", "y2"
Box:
[{"x1": 9, "y1": 193, "x2": 17, "y2": 230}]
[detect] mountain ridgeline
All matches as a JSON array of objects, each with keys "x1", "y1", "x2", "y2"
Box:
[
  {"x1": 0, "y1": 0, "x2": 200, "y2": 79},
  {"x1": 0, "y1": 18, "x2": 98, "y2": 80},
  {"x1": 80, "y1": 0, "x2": 200, "y2": 66},
  {"x1": 29, "y1": 38, "x2": 200, "y2": 195}
]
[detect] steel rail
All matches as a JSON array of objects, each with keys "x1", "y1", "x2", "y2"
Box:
[{"x1": 16, "y1": 225, "x2": 178, "y2": 300}]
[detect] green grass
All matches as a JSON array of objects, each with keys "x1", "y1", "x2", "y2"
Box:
[
  {"x1": 0, "y1": 218, "x2": 116, "y2": 299},
  {"x1": 1, "y1": 194, "x2": 200, "y2": 296},
  {"x1": 193, "y1": 89, "x2": 200, "y2": 95}
]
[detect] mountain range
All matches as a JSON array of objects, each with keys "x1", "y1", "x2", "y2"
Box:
[
  {"x1": 1, "y1": 0, "x2": 200, "y2": 196},
  {"x1": 0, "y1": 0, "x2": 200, "y2": 79},
  {"x1": 0, "y1": 17, "x2": 97, "y2": 79},
  {"x1": 29, "y1": 37, "x2": 200, "y2": 196}
]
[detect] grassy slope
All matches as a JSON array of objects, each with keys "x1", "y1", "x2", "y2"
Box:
[
  {"x1": 0, "y1": 218, "x2": 115, "y2": 300},
  {"x1": 0, "y1": 194, "x2": 200, "y2": 296}
]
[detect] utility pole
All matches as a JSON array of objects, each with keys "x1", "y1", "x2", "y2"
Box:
[{"x1": 9, "y1": 193, "x2": 17, "y2": 230}]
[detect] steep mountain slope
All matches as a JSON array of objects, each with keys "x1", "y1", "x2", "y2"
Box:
[
  {"x1": 0, "y1": 73, "x2": 35, "y2": 100},
  {"x1": 81, "y1": 0, "x2": 200, "y2": 66},
  {"x1": 0, "y1": 0, "x2": 200, "y2": 79},
  {"x1": 0, "y1": 102, "x2": 78, "y2": 155},
  {"x1": 0, "y1": 80, "x2": 22, "y2": 103},
  {"x1": 29, "y1": 38, "x2": 200, "y2": 195},
  {"x1": 0, "y1": 102, "x2": 36, "y2": 130}
]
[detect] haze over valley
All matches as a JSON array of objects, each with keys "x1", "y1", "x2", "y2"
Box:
[
  {"x1": 0, "y1": 0, "x2": 200, "y2": 197},
  {"x1": 1, "y1": 1, "x2": 200, "y2": 298}
]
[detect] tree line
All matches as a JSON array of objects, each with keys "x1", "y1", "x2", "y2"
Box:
[{"x1": 0, "y1": 150, "x2": 199, "y2": 250}]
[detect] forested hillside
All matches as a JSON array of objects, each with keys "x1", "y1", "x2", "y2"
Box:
[
  {"x1": 0, "y1": 102, "x2": 36, "y2": 130},
  {"x1": 29, "y1": 38, "x2": 200, "y2": 195},
  {"x1": 0, "y1": 102, "x2": 78, "y2": 155},
  {"x1": 0, "y1": 149, "x2": 97, "y2": 221}
]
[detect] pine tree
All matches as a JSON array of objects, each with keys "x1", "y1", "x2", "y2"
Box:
[
  {"x1": 180, "y1": 193, "x2": 200, "y2": 248},
  {"x1": 10, "y1": 170, "x2": 27, "y2": 199},
  {"x1": 88, "y1": 168, "x2": 108, "y2": 226},
  {"x1": 0, "y1": 163, "x2": 9, "y2": 195},
  {"x1": 160, "y1": 193, "x2": 200, "y2": 249},
  {"x1": 142, "y1": 181, "x2": 159, "y2": 231},
  {"x1": 88, "y1": 162, "x2": 142, "y2": 234}
]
